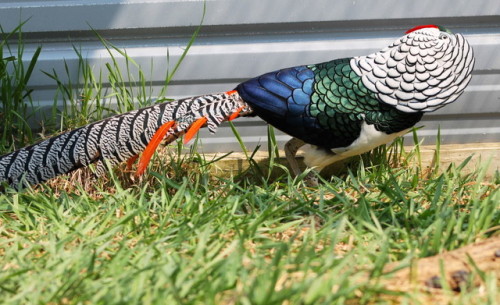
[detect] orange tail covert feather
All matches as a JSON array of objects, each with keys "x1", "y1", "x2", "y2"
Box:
[
  {"x1": 136, "y1": 121, "x2": 176, "y2": 176},
  {"x1": 126, "y1": 154, "x2": 139, "y2": 170},
  {"x1": 228, "y1": 106, "x2": 245, "y2": 121},
  {"x1": 183, "y1": 117, "x2": 208, "y2": 144}
]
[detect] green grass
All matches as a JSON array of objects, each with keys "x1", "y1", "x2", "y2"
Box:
[
  {"x1": 0, "y1": 21, "x2": 41, "y2": 150},
  {"x1": 0, "y1": 20, "x2": 499, "y2": 304},
  {"x1": 0, "y1": 140, "x2": 498, "y2": 304}
]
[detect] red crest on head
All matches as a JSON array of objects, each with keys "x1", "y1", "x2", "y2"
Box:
[{"x1": 405, "y1": 25, "x2": 439, "y2": 34}]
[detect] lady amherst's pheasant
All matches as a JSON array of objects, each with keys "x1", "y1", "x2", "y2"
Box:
[{"x1": 0, "y1": 25, "x2": 474, "y2": 189}]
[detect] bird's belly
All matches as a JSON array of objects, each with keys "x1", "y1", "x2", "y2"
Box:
[
  {"x1": 302, "y1": 121, "x2": 409, "y2": 170},
  {"x1": 332, "y1": 121, "x2": 408, "y2": 157}
]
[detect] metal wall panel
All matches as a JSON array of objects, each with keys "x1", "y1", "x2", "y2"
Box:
[{"x1": 1, "y1": 0, "x2": 499, "y2": 152}]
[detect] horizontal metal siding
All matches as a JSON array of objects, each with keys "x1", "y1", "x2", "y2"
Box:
[{"x1": 1, "y1": 0, "x2": 499, "y2": 152}]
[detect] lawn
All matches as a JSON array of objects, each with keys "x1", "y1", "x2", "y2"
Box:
[{"x1": 0, "y1": 23, "x2": 499, "y2": 305}]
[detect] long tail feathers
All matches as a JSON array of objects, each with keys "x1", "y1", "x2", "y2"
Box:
[{"x1": 0, "y1": 90, "x2": 252, "y2": 189}]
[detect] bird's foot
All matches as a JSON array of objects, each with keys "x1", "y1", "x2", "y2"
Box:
[
  {"x1": 285, "y1": 137, "x2": 322, "y2": 187},
  {"x1": 285, "y1": 137, "x2": 306, "y2": 176},
  {"x1": 303, "y1": 170, "x2": 320, "y2": 187}
]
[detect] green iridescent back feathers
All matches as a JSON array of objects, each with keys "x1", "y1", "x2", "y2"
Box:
[{"x1": 309, "y1": 59, "x2": 423, "y2": 146}]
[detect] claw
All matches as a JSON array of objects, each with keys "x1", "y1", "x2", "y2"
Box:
[
  {"x1": 184, "y1": 117, "x2": 208, "y2": 144},
  {"x1": 136, "y1": 121, "x2": 175, "y2": 176}
]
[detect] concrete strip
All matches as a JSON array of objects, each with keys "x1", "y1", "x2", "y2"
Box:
[{"x1": 200, "y1": 143, "x2": 500, "y2": 179}]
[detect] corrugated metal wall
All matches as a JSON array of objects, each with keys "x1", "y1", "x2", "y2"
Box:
[{"x1": 1, "y1": 0, "x2": 499, "y2": 152}]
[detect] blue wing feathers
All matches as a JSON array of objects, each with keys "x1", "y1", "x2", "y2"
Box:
[
  {"x1": 237, "y1": 65, "x2": 314, "y2": 112},
  {"x1": 259, "y1": 75, "x2": 293, "y2": 99},
  {"x1": 302, "y1": 78, "x2": 314, "y2": 95},
  {"x1": 297, "y1": 68, "x2": 314, "y2": 82},
  {"x1": 237, "y1": 65, "x2": 328, "y2": 144},
  {"x1": 276, "y1": 69, "x2": 304, "y2": 88},
  {"x1": 238, "y1": 81, "x2": 287, "y2": 113},
  {"x1": 291, "y1": 89, "x2": 311, "y2": 105}
]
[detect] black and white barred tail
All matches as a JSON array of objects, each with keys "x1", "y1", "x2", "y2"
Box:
[{"x1": 0, "y1": 90, "x2": 252, "y2": 190}]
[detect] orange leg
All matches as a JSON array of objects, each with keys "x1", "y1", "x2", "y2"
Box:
[
  {"x1": 136, "y1": 121, "x2": 176, "y2": 176},
  {"x1": 183, "y1": 117, "x2": 208, "y2": 144}
]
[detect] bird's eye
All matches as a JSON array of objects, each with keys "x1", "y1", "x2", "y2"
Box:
[{"x1": 439, "y1": 34, "x2": 449, "y2": 40}]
